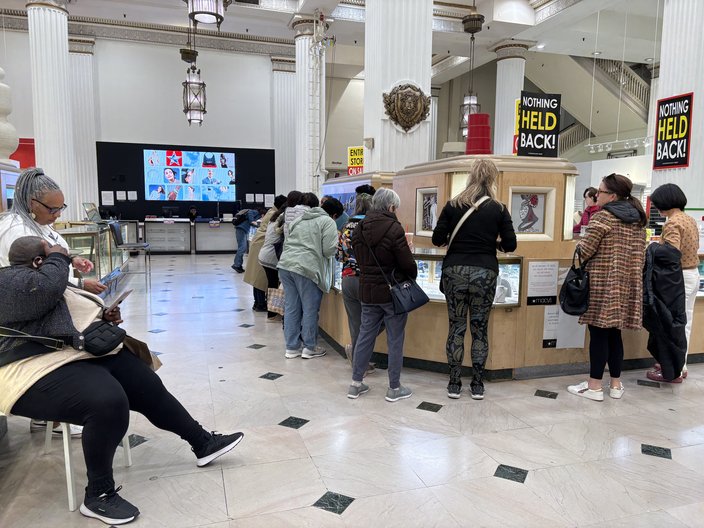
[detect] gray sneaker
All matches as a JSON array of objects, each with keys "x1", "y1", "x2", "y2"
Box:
[
  {"x1": 347, "y1": 383, "x2": 370, "y2": 399},
  {"x1": 385, "y1": 385, "x2": 412, "y2": 402},
  {"x1": 302, "y1": 346, "x2": 327, "y2": 359}
]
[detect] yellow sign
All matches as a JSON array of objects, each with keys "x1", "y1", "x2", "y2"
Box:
[{"x1": 347, "y1": 146, "x2": 364, "y2": 175}]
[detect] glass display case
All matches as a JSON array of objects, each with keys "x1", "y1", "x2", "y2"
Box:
[
  {"x1": 332, "y1": 247, "x2": 523, "y2": 308},
  {"x1": 58, "y1": 224, "x2": 128, "y2": 281}
]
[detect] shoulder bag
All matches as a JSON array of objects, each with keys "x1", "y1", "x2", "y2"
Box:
[
  {"x1": 559, "y1": 247, "x2": 590, "y2": 316},
  {"x1": 362, "y1": 234, "x2": 429, "y2": 315}
]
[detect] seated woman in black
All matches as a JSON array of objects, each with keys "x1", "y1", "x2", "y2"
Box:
[{"x1": 0, "y1": 236, "x2": 243, "y2": 526}]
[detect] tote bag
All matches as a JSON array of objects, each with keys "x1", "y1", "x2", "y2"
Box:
[{"x1": 559, "y1": 247, "x2": 590, "y2": 316}]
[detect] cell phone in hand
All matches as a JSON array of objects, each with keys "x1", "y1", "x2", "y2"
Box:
[{"x1": 105, "y1": 289, "x2": 133, "y2": 312}]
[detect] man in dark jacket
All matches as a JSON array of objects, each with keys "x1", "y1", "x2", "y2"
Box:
[{"x1": 349, "y1": 188, "x2": 417, "y2": 402}]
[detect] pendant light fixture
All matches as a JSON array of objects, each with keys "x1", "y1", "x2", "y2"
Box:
[
  {"x1": 460, "y1": 1, "x2": 484, "y2": 138},
  {"x1": 180, "y1": 17, "x2": 207, "y2": 126},
  {"x1": 184, "y1": 0, "x2": 232, "y2": 30}
]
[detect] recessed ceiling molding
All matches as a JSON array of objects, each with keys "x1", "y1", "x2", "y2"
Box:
[{"x1": 533, "y1": 0, "x2": 582, "y2": 25}]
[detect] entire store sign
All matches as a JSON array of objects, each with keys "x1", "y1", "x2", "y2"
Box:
[
  {"x1": 517, "y1": 91, "x2": 561, "y2": 157},
  {"x1": 653, "y1": 92, "x2": 693, "y2": 170},
  {"x1": 347, "y1": 146, "x2": 364, "y2": 175}
]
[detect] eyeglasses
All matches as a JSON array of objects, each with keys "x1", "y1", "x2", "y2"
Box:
[
  {"x1": 596, "y1": 189, "x2": 614, "y2": 196},
  {"x1": 32, "y1": 198, "x2": 68, "y2": 215}
]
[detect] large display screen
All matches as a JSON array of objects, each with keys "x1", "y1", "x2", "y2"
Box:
[{"x1": 143, "y1": 149, "x2": 237, "y2": 202}]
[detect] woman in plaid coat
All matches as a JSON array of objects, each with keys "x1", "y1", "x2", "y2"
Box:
[{"x1": 568, "y1": 174, "x2": 647, "y2": 402}]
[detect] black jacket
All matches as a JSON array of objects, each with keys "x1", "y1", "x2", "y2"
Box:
[
  {"x1": 352, "y1": 211, "x2": 417, "y2": 304},
  {"x1": 432, "y1": 199, "x2": 517, "y2": 273},
  {"x1": 643, "y1": 242, "x2": 687, "y2": 380}
]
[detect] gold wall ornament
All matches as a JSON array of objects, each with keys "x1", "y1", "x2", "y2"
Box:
[{"x1": 382, "y1": 83, "x2": 431, "y2": 133}]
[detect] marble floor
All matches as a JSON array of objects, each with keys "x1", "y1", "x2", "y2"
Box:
[{"x1": 1, "y1": 254, "x2": 704, "y2": 527}]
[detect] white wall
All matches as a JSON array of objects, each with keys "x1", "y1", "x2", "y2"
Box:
[
  {"x1": 94, "y1": 40, "x2": 272, "y2": 148},
  {"x1": 0, "y1": 30, "x2": 34, "y2": 137},
  {"x1": 325, "y1": 77, "x2": 364, "y2": 173}
]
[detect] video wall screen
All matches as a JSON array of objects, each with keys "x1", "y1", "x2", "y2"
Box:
[{"x1": 144, "y1": 149, "x2": 237, "y2": 202}]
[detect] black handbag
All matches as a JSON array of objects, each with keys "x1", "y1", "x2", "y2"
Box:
[
  {"x1": 83, "y1": 320, "x2": 127, "y2": 356},
  {"x1": 559, "y1": 247, "x2": 590, "y2": 316},
  {"x1": 362, "y1": 234, "x2": 429, "y2": 315}
]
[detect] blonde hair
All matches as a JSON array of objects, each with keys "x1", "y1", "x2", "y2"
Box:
[{"x1": 451, "y1": 159, "x2": 498, "y2": 208}]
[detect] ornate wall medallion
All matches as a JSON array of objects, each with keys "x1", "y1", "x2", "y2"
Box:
[{"x1": 382, "y1": 83, "x2": 431, "y2": 133}]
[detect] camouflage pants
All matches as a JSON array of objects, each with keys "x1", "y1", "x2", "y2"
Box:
[{"x1": 441, "y1": 265, "x2": 497, "y2": 383}]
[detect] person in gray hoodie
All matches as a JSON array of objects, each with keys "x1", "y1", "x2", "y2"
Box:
[{"x1": 277, "y1": 193, "x2": 338, "y2": 359}]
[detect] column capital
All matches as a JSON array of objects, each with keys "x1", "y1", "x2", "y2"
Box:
[
  {"x1": 290, "y1": 14, "x2": 329, "y2": 39},
  {"x1": 489, "y1": 39, "x2": 537, "y2": 61},
  {"x1": 25, "y1": 0, "x2": 68, "y2": 14},
  {"x1": 68, "y1": 36, "x2": 95, "y2": 55},
  {"x1": 271, "y1": 56, "x2": 295, "y2": 72},
  {"x1": 647, "y1": 62, "x2": 660, "y2": 80}
]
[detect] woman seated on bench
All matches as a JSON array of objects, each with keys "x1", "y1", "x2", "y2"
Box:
[{"x1": 0, "y1": 236, "x2": 244, "y2": 526}]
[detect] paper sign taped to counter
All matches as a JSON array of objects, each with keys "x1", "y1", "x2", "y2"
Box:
[
  {"x1": 527, "y1": 261, "x2": 558, "y2": 305},
  {"x1": 101, "y1": 191, "x2": 114, "y2": 206},
  {"x1": 542, "y1": 305, "x2": 585, "y2": 349}
]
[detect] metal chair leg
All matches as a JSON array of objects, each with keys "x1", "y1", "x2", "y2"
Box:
[
  {"x1": 122, "y1": 434, "x2": 132, "y2": 467},
  {"x1": 61, "y1": 423, "x2": 78, "y2": 512}
]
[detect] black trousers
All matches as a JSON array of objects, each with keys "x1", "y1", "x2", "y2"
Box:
[
  {"x1": 12, "y1": 349, "x2": 209, "y2": 496},
  {"x1": 588, "y1": 325, "x2": 624, "y2": 379},
  {"x1": 263, "y1": 266, "x2": 280, "y2": 318}
]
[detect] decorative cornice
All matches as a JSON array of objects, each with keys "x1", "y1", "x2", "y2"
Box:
[
  {"x1": 431, "y1": 55, "x2": 469, "y2": 78},
  {"x1": 68, "y1": 36, "x2": 95, "y2": 54},
  {"x1": 271, "y1": 56, "x2": 295, "y2": 72},
  {"x1": 490, "y1": 39, "x2": 537, "y2": 61},
  {"x1": 25, "y1": 0, "x2": 68, "y2": 14},
  {"x1": 534, "y1": 0, "x2": 582, "y2": 25},
  {"x1": 0, "y1": 9, "x2": 295, "y2": 57}
]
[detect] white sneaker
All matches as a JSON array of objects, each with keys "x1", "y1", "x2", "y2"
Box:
[
  {"x1": 609, "y1": 384, "x2": 625, "y2": 399},
  {"x1": 567, "y1": 381, "x2": 604, "y2": 402},
  {"x1": 302, "y1": 346, "x2": 326, "y2": 359},
  {"x1": 285, "y1": 349, "x2": 302, "y2": 359}
]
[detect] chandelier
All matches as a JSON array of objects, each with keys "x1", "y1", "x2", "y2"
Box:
[
  {"x1": 180, "y1": 16, "x2": 207, "y2": 125},
  {"x1": 184, "y1": 0, "x2": 233, "y2": 30}
]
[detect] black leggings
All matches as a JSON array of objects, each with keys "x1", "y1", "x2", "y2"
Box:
[
  {"x1": 588, "y1": 325, "x2": 624, "y2": 379},
  {"x1": 12, "y1": 349, "x2": 209, "y2": 496}
]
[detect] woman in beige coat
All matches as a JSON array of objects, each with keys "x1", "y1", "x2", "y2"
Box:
[
  {"x1": 567, "y1": 174, "x2": 647, "y2": 402},
  {"x1": 243, "y1": 195, "x2": 287, "y2": 317}
]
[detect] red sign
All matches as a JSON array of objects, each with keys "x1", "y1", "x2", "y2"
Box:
[
  {"x1": 348, "y1": 166, "x2": 363, "y2": 176},
  {"x1": 166, "y1": 150, "x2": 183, "y2": 166}
]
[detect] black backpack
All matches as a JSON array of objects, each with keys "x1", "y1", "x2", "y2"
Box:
[{"x1": 232, "y1": 210, "x2": 249, "y2": 226}]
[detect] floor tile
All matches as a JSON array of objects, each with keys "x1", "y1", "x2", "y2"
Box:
[
  {"x1": 494, "y1": 463, "x2": 529, "y2": 483},
  {"x1": 312, "y1": 491, "x2": 354, "y2": 515}
]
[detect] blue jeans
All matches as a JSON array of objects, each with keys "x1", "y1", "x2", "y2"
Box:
[
  {"x1": 352, "y1": 302, "x2": 407, "y2": 388},
  {"x1": 233, "y1": 228, "x2": 248, "y2": 268},
  {"x1": 279, "y1": 269, "x2": 324, "y2": 350}
]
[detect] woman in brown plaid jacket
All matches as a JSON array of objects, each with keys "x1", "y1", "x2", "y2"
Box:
[{"x1": 568, "y1": 174, "x2": 647, "y2": 402}]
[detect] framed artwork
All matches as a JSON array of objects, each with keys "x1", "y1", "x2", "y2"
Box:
[
  {"x1": 508, "y1": 186, "x2": 556, "y2": 241},
  {"x1": 415, "y1": 187, "x2": 438, "y2": 237}
]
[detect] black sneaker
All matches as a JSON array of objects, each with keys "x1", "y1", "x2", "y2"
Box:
[
  {"x1": 193, "y1": 431, "x2": 244, "y2": 467},
  {"x1": 79, "y1": 486, "x2": 140, "y2": 525},
  {"x1": 447, "y1": 382, "x2": 462, "y2": 399},
  {"x1": 470, "y1": 380, "x2": 485, "y2": 400}
]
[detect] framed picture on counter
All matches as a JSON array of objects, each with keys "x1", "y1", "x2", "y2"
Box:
[
  {"x1": 508, "y1": 186, "x2": 556, "y2": 241},
  {"x1": 415, "y1": 187, "x2": 438, "y2": 237}
]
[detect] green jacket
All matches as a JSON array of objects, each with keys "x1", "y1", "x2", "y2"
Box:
[{"x1": 277, "y1": 207, "x2": 338, "y2": 292}]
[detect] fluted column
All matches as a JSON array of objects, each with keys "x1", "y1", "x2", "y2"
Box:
[
  {"x1": 271, "y1": 57, "x2": 297, "y2": 194},
  {"x1": 292, "y1": 17, "x2": 326, "y2": 195},
  {"x1": 26, "y1": 0, "x2": 79, "y2": 221},
  {"x1": 490, "y1": 40, "x2": 534, "y2": 155},
  {"x1": 0, "y1": 68, "x2": 20, "y2": 166},
  {"x1": 69, "y1": 37, "x2": 99, "y2": 210},
  {"x1": 364, "y1": 0, "x2": 432, "y2": 173},
  {"x1": 645, "y1": 62, "x2": 659, "y2": 157},
  {"x1": 651, "y1": 0, "x2": 704, "y2": 203}
]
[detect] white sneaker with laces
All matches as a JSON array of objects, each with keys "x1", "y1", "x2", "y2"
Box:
[
  {"x1": 302, "y1": 346, "x2": 326, "y2": 359},
  {"x1": 284, "y1": 349, "x2": 302, "y2": 359},
  {"x1": 567, "y1": 381, "x2": 604, "y2": 401},
  {"x1": 609, "y1": 384, "x2": 625, "y2": 399}
]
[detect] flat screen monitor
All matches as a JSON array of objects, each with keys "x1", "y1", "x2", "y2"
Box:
[
  {"x1": 144, "y1": 149, "x2": 236, "y2": 202},
  {"x1": 162, "y1": 205, "x2": 180, "y2": 218},
  {"x1": 82, "y1": 202, "x2": 103, "y2": 223}
]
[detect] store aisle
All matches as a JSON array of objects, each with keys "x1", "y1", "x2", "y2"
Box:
[{"x1": 1, "y1": 253, "x2": 704, "y2": 527}]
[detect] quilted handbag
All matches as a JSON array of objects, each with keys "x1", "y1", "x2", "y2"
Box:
[{"x1": 83, "y1": 320, "x2": 127, "y2": 356}]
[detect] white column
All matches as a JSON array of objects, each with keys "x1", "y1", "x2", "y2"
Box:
[
  {"x1": 26, "y1": 0, "x2": 80, "y2": 221},
  {"x1": 271, "y1": 57, "x2": 297, "y2": 195},
  {"x1": 0, "y1": 68, "x2": 20, "y2": 165},
  {"x1": 645, "y1": 63, "x2": 659, "y2": 157},
  {"x1": 69, "y1": 37, "x2": 99, "y2": 210},
  {"x1": 490, "y1": 41, "x2": 533, "y2": 155},
  {"x1": 292, "y1": 17, "x2": 326, "y2": 195},
  {"x1": 651, "y1": 0, "x2": 704, "y2": 204},
  {"x1": 363, "y1": 0, "x2": 432, "y2": 173}
]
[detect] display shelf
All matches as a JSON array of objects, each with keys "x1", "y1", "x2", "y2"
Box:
[{"x1": 58, "y1": 224, "x2": 127, "y2": 281}]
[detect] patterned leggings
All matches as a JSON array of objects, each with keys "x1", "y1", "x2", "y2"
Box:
[{"x1": 442, "y1": 265, "x2": 497, "y2": 383}]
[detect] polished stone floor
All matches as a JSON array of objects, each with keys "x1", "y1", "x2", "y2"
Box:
[{"x1": 1, "y1": 254, "x2": 704, "y2": 527}]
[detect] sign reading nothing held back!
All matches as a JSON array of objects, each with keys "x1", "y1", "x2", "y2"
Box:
[
  {"x1": 517, "y1": 91, "x2": 561, "y2": 157},
  {"x1": 653, "y1": 92, "x2": 693, "y2": 170}
]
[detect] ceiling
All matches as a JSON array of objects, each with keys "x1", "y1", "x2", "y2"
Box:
[{"x1": 2, "y1": 0, "x2": 664, "y2": 81}]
